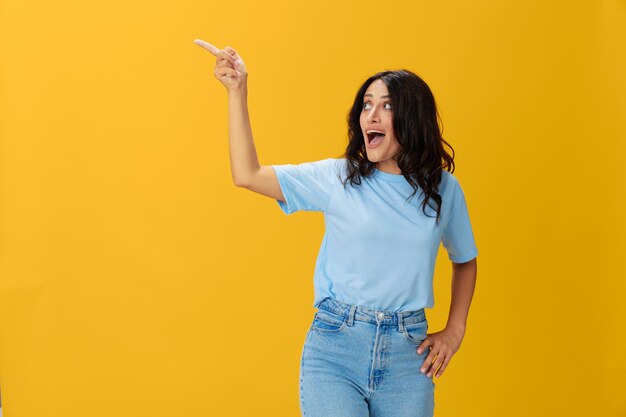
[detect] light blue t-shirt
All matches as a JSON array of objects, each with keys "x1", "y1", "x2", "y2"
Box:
[{"x1": 270, "y1": 157, "x2": 478, "y2": 312}]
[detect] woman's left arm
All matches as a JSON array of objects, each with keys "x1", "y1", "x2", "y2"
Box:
[
  {"x1": 417, "y1": 257, "x2": 477, "y2": 378},
  {"x1": 446, "y1": 257, "x2": 477, "y2": 335}
]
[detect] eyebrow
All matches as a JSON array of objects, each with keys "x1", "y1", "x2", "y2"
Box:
[{"x1": 364, "y1": 94, "x2": 390, "y2": 99}]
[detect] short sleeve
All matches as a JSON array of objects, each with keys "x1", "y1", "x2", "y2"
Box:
[
  {"x1": 441, "y1": 176, "x2": 478, "y2": 263},
  {"x1": 270, "y1": 158, "x2": 339, "y2": 215}
]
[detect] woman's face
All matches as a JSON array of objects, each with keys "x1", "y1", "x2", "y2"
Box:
[{"x1": 360, "y1": 79, "x2": 402, "y2": 174}]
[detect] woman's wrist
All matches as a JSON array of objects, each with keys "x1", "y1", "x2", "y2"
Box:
[{"x1": 227, "y1": 78, "x2": 248, "y2": 98}]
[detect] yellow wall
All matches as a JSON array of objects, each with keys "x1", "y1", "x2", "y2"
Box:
[{"x1": 1, "y1": 0, "x2": 624, "y2": 415}]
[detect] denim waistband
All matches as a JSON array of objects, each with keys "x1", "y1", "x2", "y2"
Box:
[{"x1": 317, "y1": 297, "x2": 426, "y2": 328}]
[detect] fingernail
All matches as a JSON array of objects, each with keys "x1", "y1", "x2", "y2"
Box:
[
  {"x1": 421, "y1": 368, "x2": 426, "y2": 373},
  {"x1": 417, "y1": 349, "x2": 421, "y2": 354}
]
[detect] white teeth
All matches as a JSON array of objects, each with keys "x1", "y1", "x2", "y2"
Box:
[{"x1": 366, "y1": 130, "x2": 385, "y2": 134}]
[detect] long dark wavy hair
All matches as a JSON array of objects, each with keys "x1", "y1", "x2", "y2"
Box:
[{"x1": 337, "y1": 69, "x2": 455, "y2": 225}]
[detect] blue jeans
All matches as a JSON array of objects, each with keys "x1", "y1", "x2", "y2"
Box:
[{"x1": 299, "y1": 297, "x2": 435, "y2": 417}]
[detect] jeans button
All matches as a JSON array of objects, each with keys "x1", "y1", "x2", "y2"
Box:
[{"x1": 377, "y1": 312, "x2": 384, "y2": 319}]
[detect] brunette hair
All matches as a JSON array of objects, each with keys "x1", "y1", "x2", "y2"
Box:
[{"x1": 338, "y1": 69, "x2": 455, "y2": 225}]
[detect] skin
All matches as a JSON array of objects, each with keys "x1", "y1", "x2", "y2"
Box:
[
  {"x1": 193, "y1": 39, "x2": 247, "y2": 92},
  {"x1": 418, "y1": 258, "x2": 477, "y2": 378},
  {"x1": 360, "y1": 79, "x2": 403, "y2": 174},
  {"x1": 194, "y1": 39, "x2": 478, "y2": 380}
]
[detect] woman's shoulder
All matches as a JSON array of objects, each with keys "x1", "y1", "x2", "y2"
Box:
[
  {"x1": 297, "y1": 157, "x2": 345, "y2": 173},
  {"x1": 438, "y1": 170, "x2": 465, "y2": 199},
  {"x1": 327, "y1": 157, "x2": 349, "y2": 176},
  {"x1": 439, "y1": 169, "x2": 459, "y2": 187}
]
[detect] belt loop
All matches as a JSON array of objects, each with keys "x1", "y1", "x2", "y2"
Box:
[
  {"x1": 398, "y1": 311, "x2": 406, "y2": 333},
  {"x1": 347, "y1": 305, "x2": 357, "y2": 326}
]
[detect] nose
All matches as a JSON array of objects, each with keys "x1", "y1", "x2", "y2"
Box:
[{"x1": 366, "y1": 104, "x2": 380, "y2": 123}]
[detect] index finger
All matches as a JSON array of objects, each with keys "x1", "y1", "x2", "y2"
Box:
[{"x1": 193, "y1": 39, "x2": 220, "y2": 56}]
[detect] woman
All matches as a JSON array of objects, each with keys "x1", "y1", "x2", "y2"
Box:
[{"x1": 195, "y1": 39, "x2": 478, "y2": 417}]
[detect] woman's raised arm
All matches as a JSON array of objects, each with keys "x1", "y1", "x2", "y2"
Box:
[{"x1": 194, "y1": 39, "x2": 284, "y2": 202}]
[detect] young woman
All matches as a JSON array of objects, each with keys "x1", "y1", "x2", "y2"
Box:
[{"x1": 195, "y1": 39, "x2": 478, "y2": 417}]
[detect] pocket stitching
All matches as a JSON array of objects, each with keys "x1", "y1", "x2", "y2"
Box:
[
  {"x1": 401, "y1": 322, "x2": 428, "y2": 344},
  {"x1": 311, "y1": 310, "x2": 348, "y2": 333},
  {"x1": 402, "y1": 330, "x2": 427, "y2": 344}
]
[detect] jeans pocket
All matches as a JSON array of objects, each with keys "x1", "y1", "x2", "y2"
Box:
[
  {"x1": 311, "y1": 308, "x2": 348, "y2": 333},
  {"x1": 400, "y1": 319, "x2": 428, "y2": 345}
]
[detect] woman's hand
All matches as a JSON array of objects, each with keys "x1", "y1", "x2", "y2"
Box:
[
  {"x1": 193, "y1": 39, "x2": 247, "y2": 93},
  {"x1": 416, "y1": 326, "x2": 465, "y2": 378}
]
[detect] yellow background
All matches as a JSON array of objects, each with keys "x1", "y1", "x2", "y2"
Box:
[{"x1": 1, "y1": 0, "x2": 624, "y2": 416}]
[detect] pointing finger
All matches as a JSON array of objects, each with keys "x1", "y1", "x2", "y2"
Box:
[{"x1": 193, "y1": 39, "x2": 220, "y2": 56}]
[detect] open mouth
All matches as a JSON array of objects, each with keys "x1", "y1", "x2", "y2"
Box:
[{"x1": 366, "y1": 130, "x2": 386, "y2": 146}]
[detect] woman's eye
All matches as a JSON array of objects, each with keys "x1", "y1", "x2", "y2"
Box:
[{"x1": 362, "y1": 102, "x2": 392, "y2": 110}]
